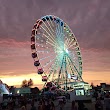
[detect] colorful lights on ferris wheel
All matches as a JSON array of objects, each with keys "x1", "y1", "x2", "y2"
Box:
[{"x1": 31, "y1": 15, "x2": 83, "y2": 88}]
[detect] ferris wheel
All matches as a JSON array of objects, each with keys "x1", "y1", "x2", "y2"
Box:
[{"x1": 31, "y1": 15, "x2": 83, "y2": 91}]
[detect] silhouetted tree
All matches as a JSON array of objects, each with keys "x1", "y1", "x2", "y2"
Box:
[
  {"x1": 21, "y1": 79, "x2": 34, "y2": 87},
  {"x1": 28, "y1": 78, "x2": 33, "y2": 87},
  {"x1": 21, "y1": 79, "x2": 28, "y2": 87}
]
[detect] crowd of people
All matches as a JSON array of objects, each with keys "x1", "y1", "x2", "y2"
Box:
[
  {"x1": 0, "y1": 91, "x2": 110, "y2": 110},
  {"x1": 94, "y1": 92, "x2": 110, "y2": 110},
  {"x1": 0, "y1": 96, "x2": 39, "y2": 110},
  {"x1": 0, "y1": 95, "x2": 88, "y2": 110}
]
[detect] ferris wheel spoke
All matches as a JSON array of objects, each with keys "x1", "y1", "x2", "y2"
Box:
[
  {"x1": 65, "y1": 38, "x2": 75, "y2": 49},
  {"x1": 67, "y1": 57, "x2": 79, "y2": 75},
  {"x1": 49, "y1": 19, "x2": 54, "y2": 27},
  {"x1": 67, "y1": 55, "x2": 83, "y2": 81},
  {"x1": 43, "y1": 69, "x2": 55, "y2": 88},
  {"x1": 43, "y1": 21, "x2": 55, "y2": 37},
  {"x1": 57, "y1": 55, "x2": 65, "y2": 84},
  {"x1": 49, "y1": 15, "x2": 55, "y2": 27},
  {"x1": 55, "y1": 25, "x2": 64, "y2": 49},
  {"x1": 45, "y1": 58, "x2": 58, "y2": 75},
  {"x1": 66, "y1": 56, "x2": 78, "y2": 79},
  {"x1": 65, "y1": 37, "x2": 71, "y2": 48},
  {"x1": 59, "y1": 24, "x2": 64, "y2": 38},
  {"x1": 35, "y1": 43, "x2": 54, "y2": 52},
  {"x1": 43, "y1": 33, "x2": 57, "y2": 47},
  {"x1": 51, "y1": 62, "x2": 60, "y2": 81},
  {"x1": 66, "y1": 38, "x2": 73, "y2": 47},
  {"x1": 64, "y1": 35, "x2": 74, "y2": 47},
  {"x1": 41, "y1": 21, "x2": 56, "y2": 42},
  {"x1": 66, "y1": 57, "x2": 74, "y2": 74},
  {"x1": 46, "y1": 20, "x2": 54, "y2": 33},
  {"x1": 66, "y1": 56, "x2": 75, "y2": 69},
  {"x1": 64, "y1": 55, "x2": 68, "y2": 90},
  {"x1": 56, "y1": 23, "x2": 64, "y2": 41},
  {"x1": 43, "y1": 57, "x2": 56, "y2": 68},
  {"x1": 40, "y1": 25, "x2": 56, "y2": 44},
  {"x1": 56, "y1": 24, "x2": 61, "y2": 37},
  {"x1": 37, "y1": 50, "x2": 52, "y2": 53},
  {"x1": 46, "y1": 41, "x2": 57, "y2": 48},
  {"x1": 67, "y1": 41, "x2": 77, "y2": 50},
  {"x1": 39, "y1": 53, "x2": 55, "y2": 61},
  {"x1": 43, "y1": 56, "x2": 59, "y2": 85}
]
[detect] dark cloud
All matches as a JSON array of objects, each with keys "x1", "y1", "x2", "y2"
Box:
[{"x1": 0, "y1": 0, "x2": 110, "y2": 50}]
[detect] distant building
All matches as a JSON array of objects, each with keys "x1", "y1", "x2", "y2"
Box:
[
  {"x1": 10, "y1": 87, "x2": 40, "y2": 95},
  {"x1": 14, "y1": 87, "x2": 31, "y2": 94},
  {"x1": 100, "y1": 83, "x2": 106, "y2": 88},
  {"x1": 100, "y1": 83, "x2": 110, "y2": 91},
  {"x1": 93, "y1": 83, "x2": 110, "y2": 92}
]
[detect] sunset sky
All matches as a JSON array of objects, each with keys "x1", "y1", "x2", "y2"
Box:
[{"x1": 0, "y1": 0, "x2": 110, "y2": 88}]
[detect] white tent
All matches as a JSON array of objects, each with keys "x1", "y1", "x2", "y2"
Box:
[{"x1": 0, "y1": 80, "x2": 9, "y2": 95}]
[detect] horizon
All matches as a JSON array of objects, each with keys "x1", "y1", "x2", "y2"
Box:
[{"x1": 2, "y1": 78, "x2": 110, "y2": 89}]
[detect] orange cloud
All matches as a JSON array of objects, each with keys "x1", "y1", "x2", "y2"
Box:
[{"x1": 1, "y1": 73, "x2": 44, "y2": 89}]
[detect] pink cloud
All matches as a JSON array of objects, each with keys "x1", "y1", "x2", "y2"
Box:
[{"x1": 0, "y1": 0, "x2": 110, "y2": 86}]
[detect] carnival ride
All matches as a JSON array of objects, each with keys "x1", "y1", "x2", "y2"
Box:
[{"x1": 31, "y1": 15, "x2": 89, "y2": 92}]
